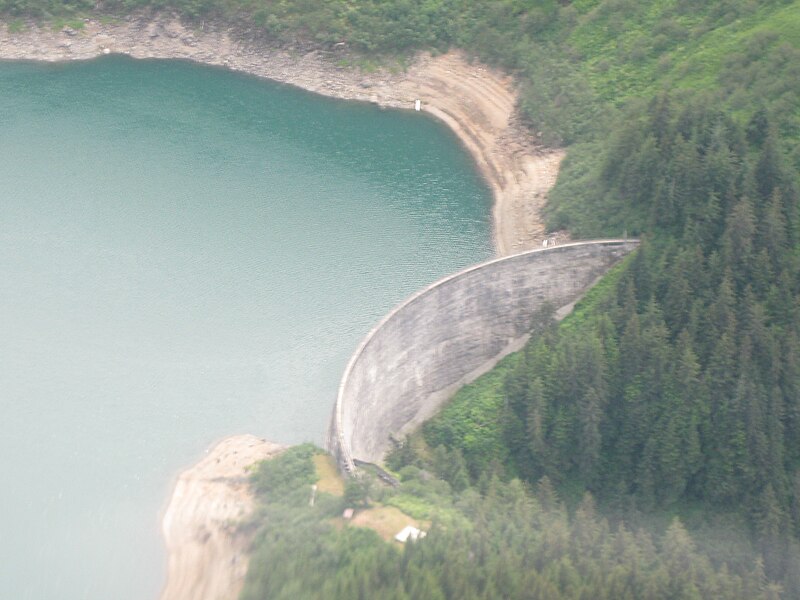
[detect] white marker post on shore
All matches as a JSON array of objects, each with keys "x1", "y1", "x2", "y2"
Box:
[
  {"x1": 309, "y1": 484, "x2": 317, "y2": 506},
  {"x1": 415, "y1": 99, "x2": 421, "y2": 111}
]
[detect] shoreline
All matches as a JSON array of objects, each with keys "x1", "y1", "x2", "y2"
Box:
[
  {"x1": 160, "y1": 435, "x2": 285, "y2": 600},
  {"x1": 0, "y1": 15, "x2": 565, "y2": 598},
  {"x1": 0, "y1": 14, "x2": 564, "y2": 255}
]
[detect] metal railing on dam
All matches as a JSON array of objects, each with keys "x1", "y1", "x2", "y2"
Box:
[{"x1": 327, "y1": 239, "x2": 639, "y2": 474}]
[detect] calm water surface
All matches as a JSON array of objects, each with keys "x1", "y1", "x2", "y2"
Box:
[{"x1": 0, "y1": 56, "x2": 492, "y2": 599}]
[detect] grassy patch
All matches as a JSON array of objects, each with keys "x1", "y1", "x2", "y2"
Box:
[
  {"x1": 250, "y1": 443, "x2": 318, "y2": 504},
  {"x1": 7, "y1": 18, "x2": 25, "y2": 32},
  {"x1": 423, "y1": 352, "x2": 520, "y2": 478},
  {"x1": 96, "y1": 15, "x2": 122, "y2": 25},
  {"x1": 348, "y1": 505, "x2": 428, "y2": 542},
  {"x1": 50, "y1": 17, "x2": 85, "y2": 32},
  {"x1": 558, "y1": 253, "x2": 633, "y2": 332},
  {"x1": 313, "y1": 453, "x2": 345, "y2": 496},
  {"x1": 384, "y1": 493, "x2": 437, "y2": 520}
]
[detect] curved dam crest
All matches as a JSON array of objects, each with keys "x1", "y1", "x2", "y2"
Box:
[
  {"x1": 0, "y1": 56, "x2": 495, "y2": 600},
  {"x1": 328, "y1": 239, "x2": 639, "y2": 473}
]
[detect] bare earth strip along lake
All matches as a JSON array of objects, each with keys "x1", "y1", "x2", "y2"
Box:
[{"x1": 0, "y1": 56, "x2": 492, "y2": 600}]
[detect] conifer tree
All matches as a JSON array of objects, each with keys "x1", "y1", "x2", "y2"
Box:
[
  {"x1": 578, "y1": 387, "x2": 603, "y2": 482},
  {"x1": 526, "y1": 376, "x2": 548, "y2": 474}
]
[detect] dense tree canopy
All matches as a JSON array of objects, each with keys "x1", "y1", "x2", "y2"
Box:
[
  {"x1": 420, "y1": 93, "x2": 800, "y2": 592},
  {"x1": 4, "y1": 0, "x2": 799, "y2": 595},
  {"x1": 4, "y1": 1, "x2": 799, "y2": 149},
  {"x1": 243, "y1": 446, "x2": 781, "y2": 600}
]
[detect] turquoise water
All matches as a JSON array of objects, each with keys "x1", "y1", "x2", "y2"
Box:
[{"x1": 0, "y1": 56, "x2": 492, "y2": 599}]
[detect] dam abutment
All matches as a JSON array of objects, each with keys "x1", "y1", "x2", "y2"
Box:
[{"x1": 328, "y1": 240, "x2": 640, "y2": 473}]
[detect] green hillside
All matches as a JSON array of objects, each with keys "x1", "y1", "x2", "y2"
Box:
[
  {"x1": 241, "y1": 445, "x2": 781, "y2": 600},
  {"x1": 5, "y1": 1, "x2": 798, "y2": 148},
  {"x1": 5, "y1": 0, "x2": 799, "y2": 596}
]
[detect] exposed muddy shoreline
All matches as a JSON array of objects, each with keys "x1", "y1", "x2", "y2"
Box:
[
  {"x1": 0, "y1": 15, "x2": 565, "y2": 599},
  {"x1": 0, "y1": 14, "x2": 564, "y2": 255},
  {"x1": 160, "y1": 435, "x2": 284, "y2": 600}
]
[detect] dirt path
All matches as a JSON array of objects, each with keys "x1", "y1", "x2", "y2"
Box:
[
  {"x1": 0, "y1": 15, "x2": 564, "y2": 254},
  {"x1": 160, "y1": 435, "x2": 284, "y2": 600}
]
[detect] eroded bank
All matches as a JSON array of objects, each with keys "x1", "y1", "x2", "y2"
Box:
[{"x1": 0, "y1": 15, "x2": 562, "y2": 256}]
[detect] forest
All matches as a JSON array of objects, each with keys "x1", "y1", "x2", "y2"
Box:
[
  {"x1": 4, "y1": 0, "x2": 799, "y2": 596},
  {"x1": 417, "y1": 93, "x2": 800, "y2": 591},
  {"x1": 242, "y1": 445, "x2": 783, "y2": 599}
]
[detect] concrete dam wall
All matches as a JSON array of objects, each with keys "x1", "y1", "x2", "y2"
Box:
[{"x1": 327, "y1": 240, "x2": 639, "y2": 473}]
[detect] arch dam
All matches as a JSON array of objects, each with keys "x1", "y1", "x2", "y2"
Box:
[{"x1": 327, "y1": 239, "x2": 639, "y2": 474}]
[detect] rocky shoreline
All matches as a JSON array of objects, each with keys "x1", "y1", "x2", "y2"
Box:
[
  {"x1": 0, "y1": 14, "x2": 564, "y2": 255},
  {"x1": 0, "y1": 15, "x2": 565, "y2": 599},
  {"x1": 160, "y1": 435, "x2": 284, "y2": 600}
]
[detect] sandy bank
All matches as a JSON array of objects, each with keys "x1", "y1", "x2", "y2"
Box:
[
  {"x1": 0, "y1": 16, "x2": 567, "y2": 598},
  {"x1": 0, "y1": 15, "x2": 564, "y2": 255},
  {"x1": 160, "y1": 435, "x2": 284, "y2": 600}
]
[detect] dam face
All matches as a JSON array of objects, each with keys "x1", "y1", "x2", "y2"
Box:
[
  {"x1": 0, "y1": 57, "x2": 496, "y2": 600},
  {"x1": 328, "y1": 240, "x2": 639, "y2": 472}
]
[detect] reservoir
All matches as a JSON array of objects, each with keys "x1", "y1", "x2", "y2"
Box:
[{"x1": 0, "y1": 56, "x2": 492, "y2": 600}]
